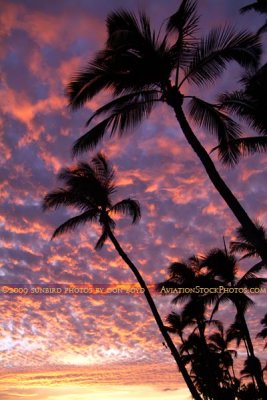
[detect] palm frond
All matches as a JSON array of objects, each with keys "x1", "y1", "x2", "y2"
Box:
[
  {"x1": 43, "y1": 189, "x2": 82, "y2": 211},
  {"x1": 258, "y1": 20, "x2": 267, "y2": 34},
  {"x1": 85, "y1": 90, "x2": 160, "y2": 126},
  {"x1": 91, "y1": 153, "x2": 115, "y2": 192},
  {"x1": 223, "y1": 65, "x2": 267, "y2": 134},
  {"x1": 247, "y1": 260, "x2": 266, "y2": 273},
  {"x1": 168, "y1": 262, "x2": 195, "y2": 282},
  {"x1": 51, "y1": 209, "x2": 98, "y2": 239},
  {"x1": 234, "y1": 293, "x2": 255, "y2": 313},
  {"x1": 200, "y1": 247, "x2": 237, "y2": 283},
  {"x1": 105, "y1": 9, "x2": 175, "y2": 92},
  {"x1": 231, "y1": 136, "x2": 267, "y2": 156},
  {"x1": 257, "y1": 314, "x2": 267, "y2": 339},
  {"x1": 73, "y1": 118, "x2": 112, "y2": 156},
  {"x1": 230, "y1": 240, "x2": 258, "y2": 258},
  {"x1": 95, "y1": 228, "x2": 109, "y2": 250},
  {"x1": 218, "y1": 90, "x2": 260, "y2": 130},
  {"x1": 257, "y1": 327, "x2": 267, "y2": 339},
  {"x1": 107, "y1": 9, "x2": 149, "y2": 47},
  {"x1": 66, "y1": 51, "x2": 115, "y2": 109},
  {"x1": 188, "y1": 97, "x2": 241, "y2": 165},
  {"x1": 240, "y1": 2, "x2": 267, "y2": 15},
  {"x1": 166, "y1": 312, "x2": 188, "y2": 333},
  {"x1": 226, "y1": 317, "x2": 244, "y2": 347},
  {"x1": 230, "y1": 224, "x2": 267, "y2": 259},
  {"x1": 166, "y1": 0, "x2": 199, "y2": 37},
  {"x1": 237, "y1": 271, "x2": 267, "y2": 288},
  {"x1": 182, "y1": 26, "x2": 261, "y2": 87},
  {"x1": 240, "y1": 3, "x2": 261, "y2": 14},
  {"x1": 72, "y1": 94, "x2": 159, "y2": 155},
  {"x1": 110, "y1": 198, "x2": 141, "y2": 223}
]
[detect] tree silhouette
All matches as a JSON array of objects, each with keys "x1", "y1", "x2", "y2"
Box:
[
  {"x1": 43, "y1": 153, "x2": 201, "y2": 400},
  {"x1": 202, "y1": 248, "x2": 267, "y2": 397},
  {"x1": 208, "y1": 323, "x2": 238, "y2": 387},
  {"x1": 66, "y1": 0, "x2": 267, "y2": 264},
  {"x1": 158, "y1": 248, "x2": 267, "y2": 398},
  {"x1": 157, "y1": 257, "x2": 234, "y2": 399}
]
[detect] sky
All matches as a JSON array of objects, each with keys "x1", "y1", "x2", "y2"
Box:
[{"x1": 0, "y1": 0, "x2": 267, "y2": 399}]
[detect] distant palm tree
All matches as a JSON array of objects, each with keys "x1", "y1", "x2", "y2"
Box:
[
  {"x1": 181, "y1": 332, "x2": 219, "y2": 400},
  {"x1": 203, "y1": 248, "x2": 267, "y2": 397},
  {"x1": 66, "y1": 0, "x2": 267, "y2": 263},
  {"x1": 165, "y1": 311, "x2": 191, "y2": 347},
  {"x1": 158, "y1": 248, "x2": 266, "y2": 397},
  {"x1": 241, "y1": 356, "x2": 264, "y2": 394},
  {"x1": 240, "y1": 1, "x2": 267, "y2": 34},
  {"x1": 209, "y1": 323, "x2": 238, "y2": 385},
  {"x1": 227, "y1": 315, "x2": 249, "y2": 353},
  {"x1": 43, "y1": 153, "x2": 201, "y2": 400},
  {"x1": 157, "y1": 258, "x2": 232, "y2": 399},
  {"x1": 180, "y1": 329, "x2": 237, "y2": 400}
]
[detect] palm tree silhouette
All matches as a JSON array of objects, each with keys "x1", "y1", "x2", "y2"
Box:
[
  {"x1": 227, "y1": 315, "x2": 249, "y2": 353},
  {"x1": 209, "y1": 324, "x2": 238, "y2": 387},
  {"x1": 202, "y1": 248, "x2": 267, "y2": 397},
  {"x1": 158, "y1": 248, "x2": 266, "y2": 397},
  {"x1": 157, "y1": 258, "x2": 231, "y2": 399},
  {"x1": 240, "y1": 1, "x2": 267, "y2": 34},
  {"x1": 181, "y1": 332, "x2": 221, "y2": 399},
  {"x1": 43, "y1": 153, "x2": 201, "y2": 400},
  {"x1": 170, "y1": 320, "x2": 238, "y2": 399},
  {"x1": 66, "y1": 0, "x2": 267, "y2": 264}
]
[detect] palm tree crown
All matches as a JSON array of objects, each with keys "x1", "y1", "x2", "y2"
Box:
[
  {"x1": 43, "y1": 153, "x2": 140, "y2": 248},
  {"x1": 43, "y1": 153, "x2": 203, "y2": 400},
  {"x1": 67, "y1": 0, "x2": 261, "y2": 164},
  {"x1": 65, "y1": 0, "x2": 267, "y2": 265}
]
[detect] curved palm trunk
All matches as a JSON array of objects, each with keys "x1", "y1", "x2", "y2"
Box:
[
  {"x1": 170, "y1": 101, "x2": 267, "y2": 265},
  {"x1": 107, "y1": 227, "x2": 203, "y2": 400}
]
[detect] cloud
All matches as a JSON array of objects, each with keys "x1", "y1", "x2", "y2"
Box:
[{"x1": 0, "y1": 1, "x2": 266, "y2": 398}]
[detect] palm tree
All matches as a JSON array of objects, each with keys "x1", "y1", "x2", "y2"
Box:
[
  {"x1": 179, "y1": 326, "x2": 237, "y2": 399},
  {"x1": 43, "y1": 153, "x2": 202, "y2": 400},
  {"x1": 66, "y1": 0, "x2": 267, "y2": 265},
  {"x1": 240, "y1": 1, "x2": 267, "y2": 34},
  {"x1": 167, "y1": 313, "x2": 240, "y2": 399},
  {"x1": 158, "y1": 248, "x2": 266, "y2": 397},
  {"x1": 181, "y1": 332, "x2": 220, "y2": 400},
  {"x1": 227, "y1": 315, "x2": 249, "y2": 354},
  {"x1": 202, "y1": 248, "x2": 267, "y2": 397},
  {"x1": 209, "y1": 323, "x2": 238, "y2": 385},
  {"x1": 157, "y1": 258, "x2": 230, "y2": 399}
]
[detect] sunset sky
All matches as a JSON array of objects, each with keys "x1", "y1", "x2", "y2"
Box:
[{"x1": 0, "y1": 0, "x2": 267, "y2": 398}]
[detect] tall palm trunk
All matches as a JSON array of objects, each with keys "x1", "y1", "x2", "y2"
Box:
[
  {"x1": 107, "y1": 227, "x2": 203, "y2": 400},
  {"x1": 166, "y1": 92, "x2": 267, "y2": 265}
]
